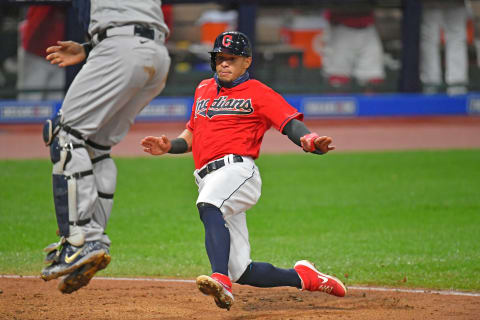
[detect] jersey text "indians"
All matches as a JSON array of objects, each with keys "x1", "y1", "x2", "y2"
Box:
[{"x1": 195, "y1": 96, "x2": 253, "y2": 119}]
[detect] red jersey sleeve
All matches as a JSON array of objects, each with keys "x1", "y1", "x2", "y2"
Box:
[{"x1": 256, "y1": 83, "x2": 303, "y2": 132}]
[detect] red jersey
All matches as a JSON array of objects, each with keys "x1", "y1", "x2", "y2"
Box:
[
  {"x1": 326, "y1": 9, "x2": 375, "y2": 29},
  {"x1": 186, "y1": 78, "x2": 303, "y2": 169},
  {"x1": 20, "y1": 6, "x2": 66, "y2": 57}
]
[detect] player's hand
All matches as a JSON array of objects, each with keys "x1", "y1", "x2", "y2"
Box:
[
  {"x1": 46, "y1": 41, "x2": 86, "y2": 67},
  {"x1": 313, "y1": 136, "x2": 335, "y2": 154},
  {"x1": 300, "y1": 133, "x2": 335, "y2": 154},
  {"x1": 141, "y1": 135, "x2": 172, "y2": 155}
]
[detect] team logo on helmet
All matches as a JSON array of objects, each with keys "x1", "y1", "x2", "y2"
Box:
[
  {"x1": 222, "y1": 35, "x2": 233, "y2": 47},
  {"x1": 209, "y1": 31, "x2": 252, "y2": 71}
]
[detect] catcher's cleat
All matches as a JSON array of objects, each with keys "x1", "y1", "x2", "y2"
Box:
[
  {"x1": 44, "y1": 249, "x2": 59, "y2": 264},
  {"x1": 294, "y1": 260, "x2": 347, "y2": 297},
  {"x1": 196, "y1": 273, "x2": 234, "y2": 310},
  {"x1": 58, "y1": 252, "x2": 111, "y2": 294},
  {"x1": 41, "y1": 241, "x2": 106, "y2": 281}
]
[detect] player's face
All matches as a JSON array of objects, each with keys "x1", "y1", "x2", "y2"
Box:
[{"x1": 215, "y1": 53, "x2": 252, "y2": 83}]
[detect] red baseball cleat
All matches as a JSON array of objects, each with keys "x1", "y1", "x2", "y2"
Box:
[
  {"x1": 294, "y1": 260, "x2": 347, "y2": 297},
  {"x1": 196, "y1": 272, "x2": 234, "y2": 310}
]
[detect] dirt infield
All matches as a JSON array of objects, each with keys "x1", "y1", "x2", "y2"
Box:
[
  {"x1": 1, "y1": 276, "x2": 479, "y2": 320},
  {"x1": 1, "y1": 116, "x2": 479, "y2": 319}
]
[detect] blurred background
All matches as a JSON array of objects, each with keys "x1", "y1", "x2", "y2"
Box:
[{"x1": 1, "y1": 0, "x2": 480, "y2": 122}]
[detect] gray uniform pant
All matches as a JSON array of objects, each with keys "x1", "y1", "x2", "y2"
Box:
[
  {"x1": 55, "y1": 34, "x2": 170, "y2": 244},
  {"x1": 420, "y1": 2, "x2": 468, "y2": 86}
]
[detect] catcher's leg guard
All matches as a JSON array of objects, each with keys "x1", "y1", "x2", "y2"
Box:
[
  {"x1": 52, "y1": 174, "x2": 70, "y2": 237},
  {"x1": 49, "y1": 133, "x2": 93, "y2": 245}
]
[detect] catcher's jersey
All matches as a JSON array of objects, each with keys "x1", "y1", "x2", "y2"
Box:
[
  {"x1": 187, "y1": 78, "x2": 303, "y2": 169},
  {"x1": 89, "y1": 0, "x2": 169, "y2": 37}
]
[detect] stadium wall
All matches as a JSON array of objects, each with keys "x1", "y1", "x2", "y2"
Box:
[{"x1": 1, "y1": 94, "x2": 479, "y2": 124}]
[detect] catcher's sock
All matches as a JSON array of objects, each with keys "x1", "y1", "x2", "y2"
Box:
[
  {"x1": 198, "y1": 203, "x2": 230, "y2": 276},
  {"x1": 237, "y1": 262, "x2": 302, "y2": 288}
]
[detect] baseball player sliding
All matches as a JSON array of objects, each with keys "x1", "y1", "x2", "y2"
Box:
[{"x1": 141, "y1": 31, "x2": 346, "y2": 310}]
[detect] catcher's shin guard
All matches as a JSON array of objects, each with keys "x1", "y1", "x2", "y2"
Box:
[
  {"x1": 50, "y1": 134, "x2": 93, "y2": 246},
  {"x1": 52, "y1": 174, "x2": 71, "y2": 237}
]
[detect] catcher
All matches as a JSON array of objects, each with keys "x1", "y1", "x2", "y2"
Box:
[
  {"x1": 40, "y1": 0, "x2": 170, "y2": 293},
  {"x1": 141, "y1": 31, "x2": 346, "y2": 310}
]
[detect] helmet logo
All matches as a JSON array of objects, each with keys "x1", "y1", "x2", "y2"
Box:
[{"x1": 222, "y1": 35, "x2": 233, "y2": 47}]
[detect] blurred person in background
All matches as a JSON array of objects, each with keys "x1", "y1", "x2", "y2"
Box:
[
  {"x1": 420, "y1": 0, "x2": 469, "y2": 95},
  {"x1": 323, "y1": 2, "x2": 385, "y2": 93},
  {"x1": 470, "y1": 0, "x2": 480, "y2": 68},
  {"x1": 17, "y1": 5, "x2": 66, "y2": 101}
]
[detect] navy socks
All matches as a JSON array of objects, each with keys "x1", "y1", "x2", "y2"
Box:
[
  {"x1": 237, "y1": 262, "x2": 302, "y2": 288},
  {"x1": 198, "y1": 203, "x2": 230, "y2": 276},
  {"x1": 198, "y1": 203, "x2": 302, "y2": 289}
]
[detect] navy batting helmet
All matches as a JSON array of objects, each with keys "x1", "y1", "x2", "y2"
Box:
[{"x1": 209, "y1": 31, "x2": 252, "y2": 71}]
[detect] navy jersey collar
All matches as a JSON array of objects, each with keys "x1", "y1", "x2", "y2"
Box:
[{"x1": 214, "y1": 72, "x2": 250, "y2": 90}]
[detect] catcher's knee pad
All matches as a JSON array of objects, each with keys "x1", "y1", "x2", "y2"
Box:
[{"x1": 43, "y1": 110, "x2": 63, "y2": 146}]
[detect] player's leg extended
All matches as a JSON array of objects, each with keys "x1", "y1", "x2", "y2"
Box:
[
  {"x1": 236, "y1": 260, "x2": 346, "y2": 297},
  {"x1": 196, "y1": 202, "x2": 234, "y2": 310},
  {"x1": 205, "y1": 158, "x2": 347, "y2": 297},
  {"x1": 194, "y1": 156, "x2": 261, "y2": 310},
  {"x1": 42, "y1": 130, "x2": 108, "y2": 282},
  {"x1": 57, "y1": 146, "x2": 115, "y2": 294}
]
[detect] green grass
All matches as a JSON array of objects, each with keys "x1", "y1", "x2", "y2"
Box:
[{"x1": 1, "y1": 150, "x2": 479, "y2": 291}]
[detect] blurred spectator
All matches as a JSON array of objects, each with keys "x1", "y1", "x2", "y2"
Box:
[
  {"x1": 17, "y1": 6, "x2": 66, "y2": 101},
  {"x1": 470, "y1": 0, "x2": 480, "y2": 68},
  {"x1": 162, "y1": 4, "x2": 174, "y2": 36},
  {"x1": 420, "y1": 0, "x2": 468, "y2": 95},
  {"x1": 323, "y1": 3, "x2": 385, "y2": 93}
]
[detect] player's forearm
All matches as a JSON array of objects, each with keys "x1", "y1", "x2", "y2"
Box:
[
  {"x1": 168, "y1": 129, "x2": 192, "y2": 154},
  {"x1": 168, "y1": 138, "x2": 188, "y2": 154},
  {"x1": 282, "y1": 119, "x2": 323, "y2": 155},
  {"x1": 282, "y1": 119, "x2": 309, "y2": 147}
]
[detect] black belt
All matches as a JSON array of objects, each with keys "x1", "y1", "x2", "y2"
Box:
[
  {"x1": 98, "y1": 25, "x2": 155, "y2": 42},
  {"x1": 69, "y1": 218, "x2": 91, "y2": 226},
  {"x1": 198, "y1": 155, "x2": 243, "y2": 179}
]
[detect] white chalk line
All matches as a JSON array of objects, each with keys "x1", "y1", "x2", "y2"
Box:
[{"x1": 2, "y1": 274, "x2": 479, "y2": 297}]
